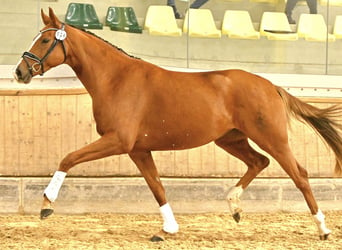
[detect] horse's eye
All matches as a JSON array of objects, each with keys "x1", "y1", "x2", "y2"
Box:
[{"x1": 42, "y1": 38, "x2": 50, "y2": 44}]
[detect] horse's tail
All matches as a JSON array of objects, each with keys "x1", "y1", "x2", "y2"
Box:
[{"x1": 276, "y1": 86, "x2": 342, "y2": 176}]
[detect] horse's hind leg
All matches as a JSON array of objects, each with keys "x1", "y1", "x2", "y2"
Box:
[
  {"x1": 268, "y1": 145, "x2": 331, "y2": 239},
  {"x1": 248, "y1": 115, "x2": 331, "y2": 240},
  {"x1": 217, "y1": 128, "x2": 331, "y2": 239},
  {"x1": 215, "y1": 129, "x2": 270, "y2": 222},
  {"x1": 129, "y1": 151, "x2": 178, "y2": 242}
]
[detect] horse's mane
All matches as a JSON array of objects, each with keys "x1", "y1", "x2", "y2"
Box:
[{"x1": 72, "y1": 25, "x2": 140, "y2": 60}]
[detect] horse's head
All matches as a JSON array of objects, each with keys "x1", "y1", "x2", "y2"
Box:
[{"x1": 14, "y1": 8, "x2": 67, "y2": 83}]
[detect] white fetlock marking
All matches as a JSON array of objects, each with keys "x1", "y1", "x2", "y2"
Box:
[
  {"x1": 313, "y1": 209, "x2": 331, "y2": 236},
  {"x1": 227, "y1": 185, "x2": 244, "y2": 215},
  {"x1": 44, "y1": 171, "x2": 67, "y2": 202},
  {"x1": 160, "y1": 203, "x2": 179, "y2": 234}
]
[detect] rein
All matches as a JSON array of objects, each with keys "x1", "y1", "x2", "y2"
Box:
[{"x1": 22, "y1": 23, "x2": 67, "y2": 76}]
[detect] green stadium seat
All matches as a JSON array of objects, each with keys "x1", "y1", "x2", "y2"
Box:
[
  {"x1": 106, "y1": 7, "x2": 142, "y2": 33},
  {"x1": 65, "y1": 3, "x2": 103, "y2": 29}
]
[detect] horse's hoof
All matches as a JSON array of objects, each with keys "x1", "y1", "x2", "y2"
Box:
[
  {"x1": 319, "y1": 233, "x2": 330, "y2": 240},
  {"x1": 233, "y1": 212, "x2": 240, "y2": 223},
  {"x1": 40, "y1": 208, "x2": 54, "y2": 220},
  {"x1": 150, "y1": 235, "x2": 165, "y2": 242},
  {"x1": 150, "y1": 230, "x2": 175, "y2": 242}
]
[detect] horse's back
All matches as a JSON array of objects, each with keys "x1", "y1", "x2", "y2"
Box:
[{"x1": 143, "y1": 66, "x2": 285, "y2": 128}]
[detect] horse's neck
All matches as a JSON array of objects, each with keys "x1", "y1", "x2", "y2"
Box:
[{"x1": 66, "y1": 30, "x2": 128, "y2": 95}]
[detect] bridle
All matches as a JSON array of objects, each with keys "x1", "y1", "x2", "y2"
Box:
[{"x1": 22, "y1": 23, "x2": 67, "y2": 76}]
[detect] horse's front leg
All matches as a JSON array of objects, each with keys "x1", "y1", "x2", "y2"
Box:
[
  {"x1": 40, "y1": 133, "x2": 132, "y2": 219},
  {"x1": 129, "y1": 151, "x2": 179, "y2": 242}
]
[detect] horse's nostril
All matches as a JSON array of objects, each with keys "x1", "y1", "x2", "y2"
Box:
[{"x1": 15, "y1": 68, "x2": 22, "y2": 78}]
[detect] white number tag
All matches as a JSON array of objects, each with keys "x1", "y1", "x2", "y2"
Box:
[{"x1": 55, "y1": 29, "x2": 67, "y2": 41}]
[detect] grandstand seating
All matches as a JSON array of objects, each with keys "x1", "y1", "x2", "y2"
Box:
[
  {"x1": 297, "y1": 14, "x2": 335, "y2": 42},
  {"x1": 222, "y1": 10, "x2": 260, "y2": 39},
  {"x1": 260, "y1": 12, "x2": 298, "y2": 41},
  {"x1": 183, "y1": 9, "x2": 221, "y2": 38},
  {"x1": 3, "y1": 0, "x2": 342, "y2": 73},
  {"x1": 105, "y1": 7, "x2": 142, "y2": 33},
  {"x1": 144, "y1": 6, "x2": 182, "y2": 36},
  {"x1": 333, "y1": 15, "x2": 342, "y2": 39},
  {"x1": 65, "y1": 3, "x2": 103, "y2": 29},
  {"x1": 61, "y1": 3, "x2": 340, "y2": 43}
]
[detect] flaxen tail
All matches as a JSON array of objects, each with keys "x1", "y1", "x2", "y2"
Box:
[{"x1": 276, "y1": 86, "x2": 342, "y2": 176}]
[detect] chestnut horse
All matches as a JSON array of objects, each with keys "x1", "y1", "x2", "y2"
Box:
[{"x1": 14, "y1": 8, "x2": 342, "y2": 241}]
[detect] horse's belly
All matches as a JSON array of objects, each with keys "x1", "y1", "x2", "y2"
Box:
[
  {"x1": 133, "y1": 121, "x2": 228, "y2": 151},
  {"x1": 134, "y1": 135, "x2": 211, "y2": 151}
]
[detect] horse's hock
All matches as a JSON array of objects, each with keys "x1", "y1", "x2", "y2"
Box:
[{"x1": 0, "y1": 65, "x2": 342, "y2": 214}]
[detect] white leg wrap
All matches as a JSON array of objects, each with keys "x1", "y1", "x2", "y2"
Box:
[
  {"x1": 160, "y1": 203, "x2": 179, "y2": 234},
  {"x1": 227, "y1": 185, "x2": 244, "y2": 215},
  {"x1": 313, "y1": 209, "x2": 331, "y2": 236},
  {"x1": 44, "y1": 171, "x2": 67, "y2": 202}
]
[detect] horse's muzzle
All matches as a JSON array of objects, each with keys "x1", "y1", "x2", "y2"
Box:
[{"x1": 13, "y1": 65, "x2": 32, "y2": 84}]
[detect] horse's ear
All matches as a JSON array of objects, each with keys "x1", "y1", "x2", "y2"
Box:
[
  {"x1": 41, "y1": 9, "x2": 50, "y2": 25},
  {"x1": 48, "y1": 7, "x2": 61, "y2": 27}
]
